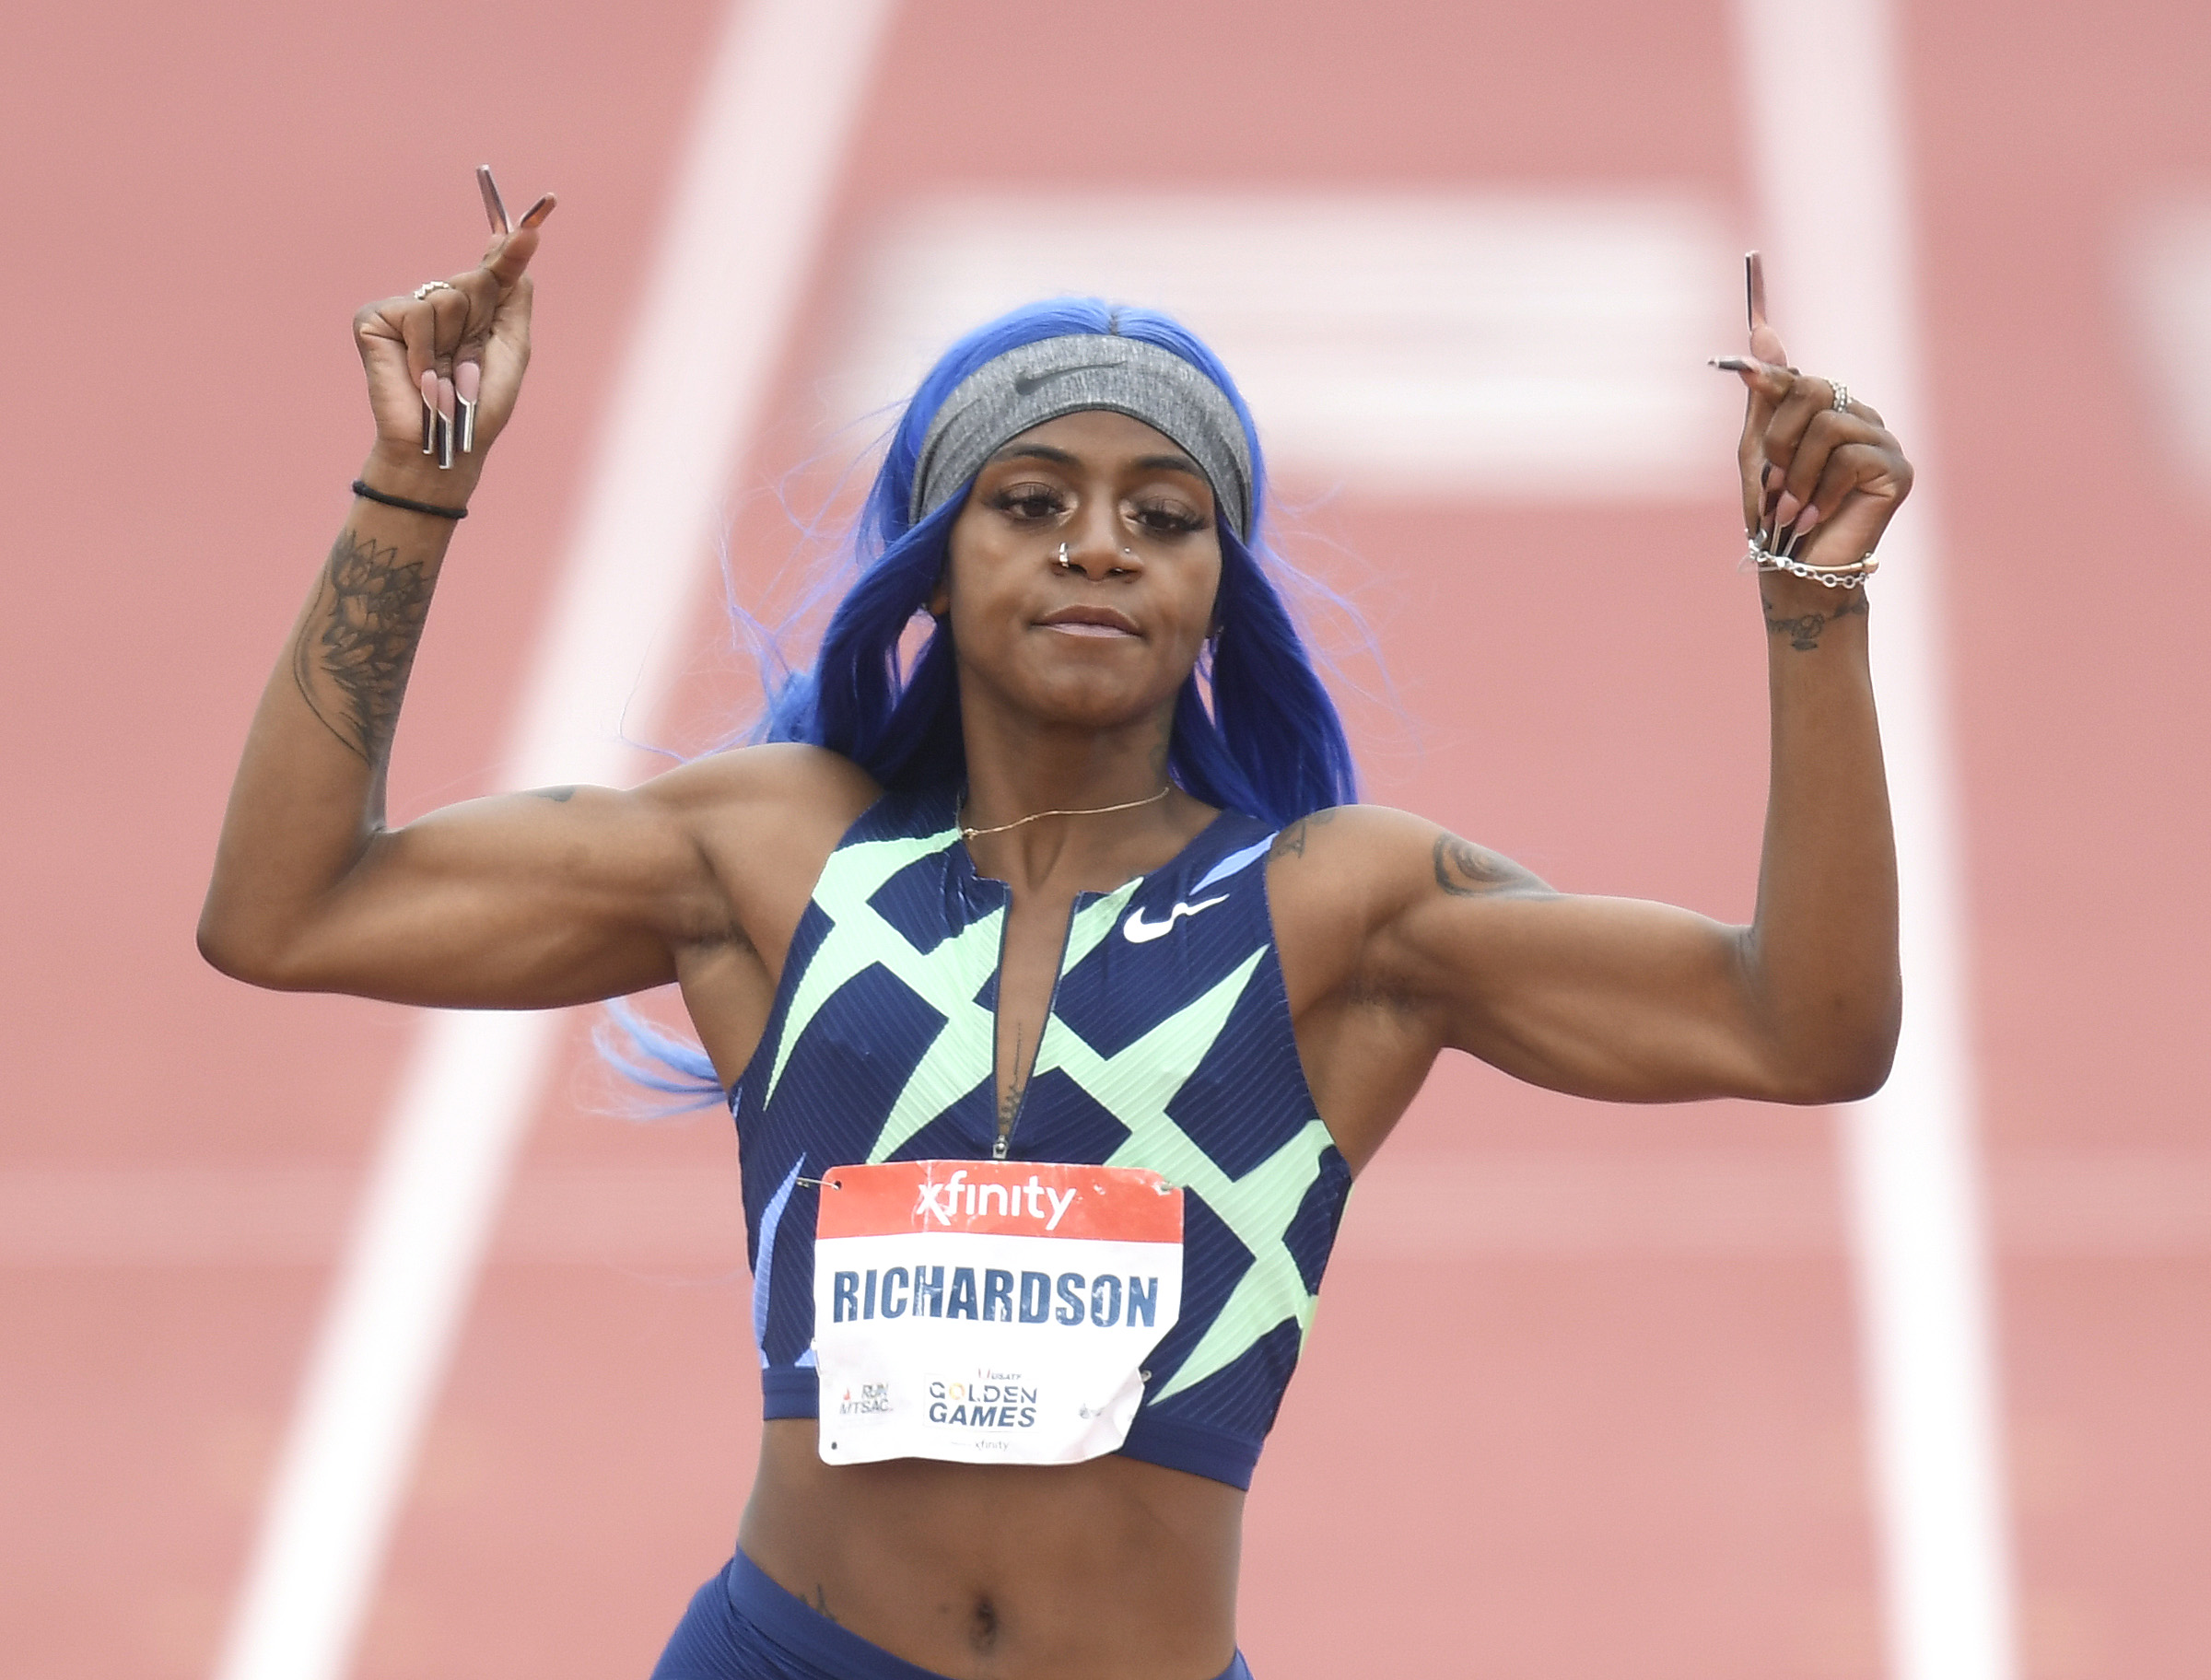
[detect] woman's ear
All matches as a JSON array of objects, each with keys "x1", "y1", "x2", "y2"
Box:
[{"x1": 926, "y1": 571, "x2": 951, "y2": 619}]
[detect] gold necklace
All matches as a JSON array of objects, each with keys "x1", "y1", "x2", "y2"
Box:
[{"x1": 958, "y1": 784, "x2": 1172, "y2": 841}]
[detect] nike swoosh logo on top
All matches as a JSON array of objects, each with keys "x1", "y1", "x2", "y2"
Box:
[
  {"x1": 1013, "y1": 361, "x2": 1128, "y2": 397},
  {"x1": 1122, "y1": 894, "x2": 1230, "y2": 944}
]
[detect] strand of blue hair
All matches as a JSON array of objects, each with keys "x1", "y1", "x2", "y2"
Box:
[{"x1": 602, "y1": 298, "x2": 1361, "y2": 1107}]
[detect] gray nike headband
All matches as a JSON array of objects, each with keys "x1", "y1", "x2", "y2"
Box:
[{"x1": 909, "y1": 333, "x2": 1255, "y2": 539}]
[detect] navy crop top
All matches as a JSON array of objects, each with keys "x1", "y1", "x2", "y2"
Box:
[{"x1": 731, "y1": 786, "x2": 1351, "y2": 1489}]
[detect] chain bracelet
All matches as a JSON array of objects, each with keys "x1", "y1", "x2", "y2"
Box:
[{"x1": 1741, "y1": 540, "x2": 1878, "y2": 590}]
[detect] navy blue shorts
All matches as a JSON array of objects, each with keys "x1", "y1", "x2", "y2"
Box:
[{"x1": 651, "y1": 1551, "x2": 1253, "y2": 1680}]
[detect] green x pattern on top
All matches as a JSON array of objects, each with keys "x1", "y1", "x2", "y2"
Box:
[
  {"x1": 766, "y1": 829, "x2": 1001, "y2": 1133},
  {"x1": 1031, "y1": 949, "x2": 1333, "y2": 1403},
  {"x1": 768, "y1": 827, "x2": 1331, "y2": 1404}
]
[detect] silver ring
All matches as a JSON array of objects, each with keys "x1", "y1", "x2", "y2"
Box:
[
  {"x1": 1056, "y1": 542, "x2": 1074, "y2": 572},
  {"x1": 1830, "y1": 380, "x2": 1850, "y2": 413},
  {"x1": 413, "y1": 279, "x2": 456, "y2": 301}
]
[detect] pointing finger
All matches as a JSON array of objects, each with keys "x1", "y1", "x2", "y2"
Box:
[
  {"x1": 1745, "y1": 251, "x2": 1791, "y2": 369},
  {"x1": 480, "y1": 216, "x2": 549, "y2": 290}
]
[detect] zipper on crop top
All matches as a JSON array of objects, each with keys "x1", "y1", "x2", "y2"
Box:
[{"x1": 990, "y1": 893, "x2": 1088, "y2": 1161}]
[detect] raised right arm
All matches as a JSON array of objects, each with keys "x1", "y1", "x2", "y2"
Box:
[{"x1": 198, "y1": 189, "x2": 833, "y2": 1009}]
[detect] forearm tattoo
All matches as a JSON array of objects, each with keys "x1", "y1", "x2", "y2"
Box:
[
  {"x1": 1433, "y1": 833, "x2": 1527, "y2": 896},
  {"x1": 291, "y1": 527, "x2": 434, "y2": 763},
  {"x1": 1763, "y1": 590, "x2": 1868, "y2": 652}
]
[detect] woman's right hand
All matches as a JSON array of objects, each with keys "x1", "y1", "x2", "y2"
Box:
[{"x1": 351, "y1": 177, "x2": 554, "y2": 485}]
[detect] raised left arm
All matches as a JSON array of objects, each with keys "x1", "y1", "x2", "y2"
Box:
[
  {"x1": 1364, "y1": 540, "x2": 1897, "y2": 1109},
  {"x1": 1279, "y1": 262, "x2": 1905, "y2": 1130}
]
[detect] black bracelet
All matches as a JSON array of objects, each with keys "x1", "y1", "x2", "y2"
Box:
[{"x1": 350, "y1": 478, "x2": 468, "y2": 519}]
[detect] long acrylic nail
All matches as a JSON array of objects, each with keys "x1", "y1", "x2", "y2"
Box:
[
  {"x1": 1784, "y1": 505, "x2": 1820, "y2": 554},
  {"x1": 418, "y1": 369, "x2": 439, "y2": 454},
  {"x1": 518, "y1": 192, "x2": 556, "y2": 229},
  {"x1": 1773, "y1": 491, "x2": 1801, "y2": 530},
  {"x1": 455, "y1": 361, "x2": 480, "y2": 453},
  {"x1": 1746, "y1": 251, "x2": 1767, "y2": 332},
  {"x1": 477, "y1": 164, "x2": 510, "y2": 234},
  {"x1": 436, "y1": 376, "x2": 456, "y2": 469},
  {"x1": 1711, "y1": 354, "x2": 1789, "y2": 379}
]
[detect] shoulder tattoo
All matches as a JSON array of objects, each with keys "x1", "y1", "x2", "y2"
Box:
[
  {"x1": 1267, "y1": 808, "x2": 1339, "y2": 862},
  {"x1": 1433, "y1": 833, "x2": 1530, "y2": 897}
]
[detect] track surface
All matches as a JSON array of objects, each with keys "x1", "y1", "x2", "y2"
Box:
[{"x1": 5, "y1": 3, "x2": 2208, "y2": 1676}]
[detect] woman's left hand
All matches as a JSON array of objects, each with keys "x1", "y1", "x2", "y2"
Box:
[{"x1": 1720, "y1": 252, "x2": 1914, "y2": 572}]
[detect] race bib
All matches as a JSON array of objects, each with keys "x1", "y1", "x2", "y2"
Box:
[{"x1": 812, "y1": 1160, "x2": 1183, "y2": 1467}]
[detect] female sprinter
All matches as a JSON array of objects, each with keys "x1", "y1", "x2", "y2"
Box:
[{"x1": 200, "y1": 182, "x2": 1909, "y2": 1680}]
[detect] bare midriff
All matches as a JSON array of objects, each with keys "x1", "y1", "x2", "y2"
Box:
[{"x1": 737, "y1": 1420, "x2": 1243, "y2": 1679}]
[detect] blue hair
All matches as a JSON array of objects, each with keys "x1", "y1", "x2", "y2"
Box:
[
  {"x1": 603, "y1": 297, "x2": 1359, "y2": 1104},
  {"x1": 757, "y1": 298, "x2": 1356, "y2": 813}
]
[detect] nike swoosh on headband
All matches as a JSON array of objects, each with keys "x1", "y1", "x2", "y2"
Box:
[
  {"x1": 1122, "y1": 894, "x2": 1230, "y2": 944},
  {"x1": 1012, "y1": 360, "x2": 1128, "y2": 397},
  {"x1": 911, "y1": 333, "x2": 1255, "y2": 536}
]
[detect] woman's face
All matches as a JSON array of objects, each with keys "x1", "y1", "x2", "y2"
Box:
[{"x1": 937, "y1": 409, "x2": 1223, "y2": 732}]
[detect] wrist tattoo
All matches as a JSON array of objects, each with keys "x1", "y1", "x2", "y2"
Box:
[
  {"x1": 1762, "y1": 590, "x2": 1868, "y2": 651},
  {"x1": 1433, "y1": 833, "x2": 1531, "y2": 897},
  {"x1": 291, "y1": 526, "x2": 434, "y2": 763}
]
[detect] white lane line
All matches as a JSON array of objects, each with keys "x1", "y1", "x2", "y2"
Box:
[
  {"x1": 832, "y1": 192, "x2": 1740, "y2": 499},
  {"x1": 2122, "y1": 196, "x2": 2211, "y2": 494},
  {"x1": 1734, "y1": 6, "x2": 2018, "y2": 1680},
  {"x1": 210, "y1": 6, "x2": 895, "y2": 1680}
]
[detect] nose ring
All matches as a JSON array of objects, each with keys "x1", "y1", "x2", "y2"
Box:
[{"x1": 1056, "y1": 542, "x2": 1075, "y2": 572}]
